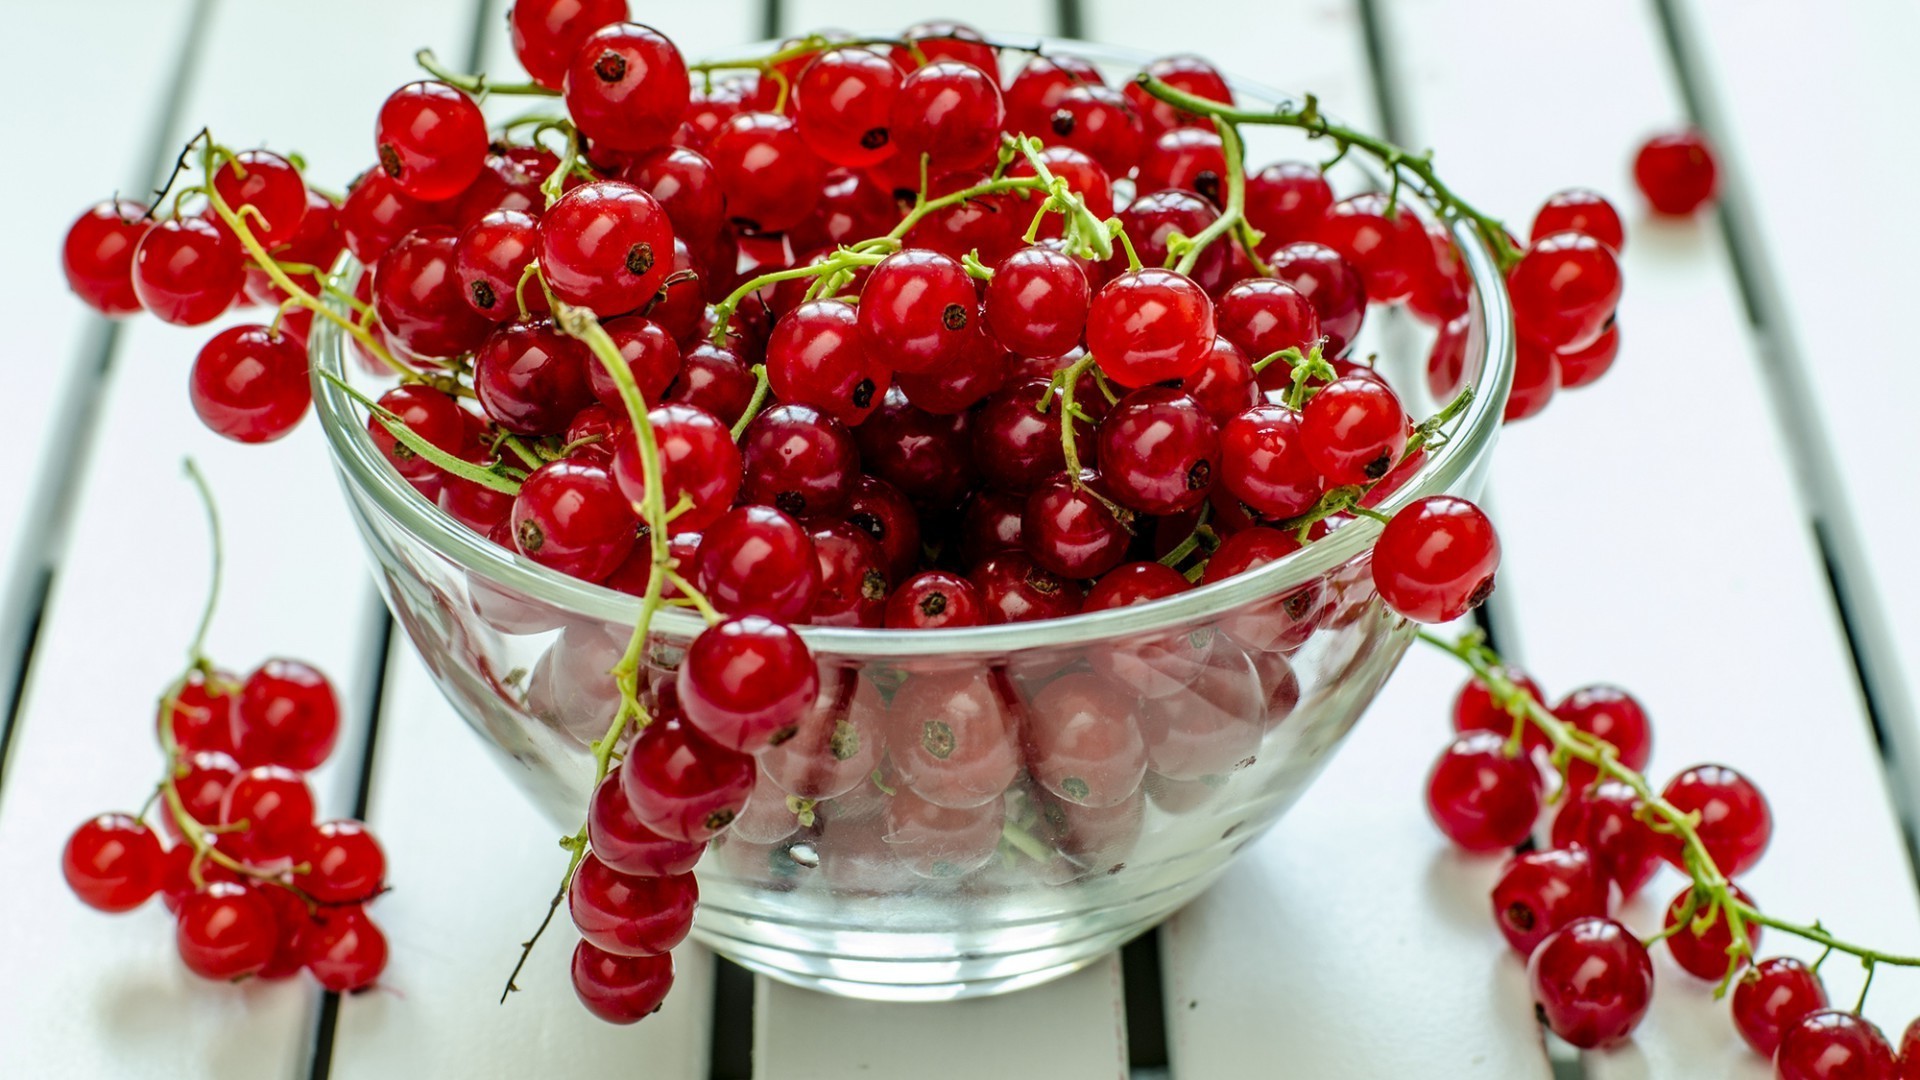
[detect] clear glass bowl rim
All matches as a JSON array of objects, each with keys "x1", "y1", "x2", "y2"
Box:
[{"x1": 310, "y1": 36, "x2": 1515, "y2": 661}]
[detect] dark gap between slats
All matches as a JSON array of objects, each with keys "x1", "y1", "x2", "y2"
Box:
[
  {"x1": 1647, "y1": 0, "x2": 1920, "y2": 883},
  {"x1": 0, "y1": 0, "x2": 217, "y2": 795},
  {"x1": 1122, "y1": 930, "x2": 1167, "y2": 1072},
  {"x1": 308, "y1": 0, "x2": 492, "y2": 1073}
]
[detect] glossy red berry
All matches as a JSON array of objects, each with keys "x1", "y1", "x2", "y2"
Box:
[
  {"x1": 894, "y1": 329, "x2": 1009, "y2": 414},
  {"x1": 1426, "y1": 730, "x2": 1541, "y2": 851},
  {"x1": 1633, "y1": 131, "x2": 1718, "y2": 216},
  {"x1": 163, "y1": 750, "x2": 241, "y2": 845},
  {"x1": 1509, "y1": 232, "x2": 1621, "y2": 352},
  {"x1": 160, "y1": 668, "x2": 240, "y2": 755},
  {"x1": 539, "y1": 180, "x2": 676, "y2": 316},
  {"x1": 851, "y1": 386, "x2": 977, "y2": 506},
  {"x1": 457, "y1": 208, "x2": 544, "y2": 321},
  {"x1": 1314, "y1": 193, "x2": 1427, "y2": 305},
  {"x1": 887, "y1": 670, "x2": 1021, "y2": 808},
  {"x1": 1532, "y1": 188, "x2": 1625, "y2": 251},
  {"x1": 1124, "y1": 54, "x2": 1232, "y2": 134},
  {"x1": 611, "y1": 403, "x2": 741, "y2": 534},
  {"x1": 970, "y1": 379, "x2": 1074, "y2": 494},
  {"x1": 233, "y1": 658, "x2": 340, "y2": 771},
  {"x1": 567, "y1": 853, "x2": 697, "y2": 956},
  {"x1": 1137, "y1": 127, "x2": 1227, "y2": 205},
  {"x1": 1182, "y1": 335, "x2": 1260, "y2": 423},
  {"x1": 1024, "y1": 470, "x2": 1131, "y2": 580},
  {"x1": 189, "y1": 324, "x2": 310, "y2": 443},
  {"x1": 1217, "y1": 404, "x2": 1321, "y2": 519},
  {"x1": 739, "y1": 403, "x2": 858, "y2": 517},
  {"x1": 793, "y1": 47, "x2": 901, "y2": 167},
  {"x1": 693, "y1": 505, "x2": 821, "y2": 621},
  {"x1": 211, "y1": 149, "x2": 308, "y2": 247},
  {"x1": 375, "y1": 81, "x2": 486, "y2": 201},
  {"x1": 1490, "y1": 845, "x2": 1607, "y2": 956},
  {"x1": 373, "y1": 227, "x2": 491, "y2": 358},
  {"x1": 1663, "y1": 883, "x2": 1759, "y2": 980},
  {"x1": 1552, "y1": 685, "x2": 1651, "y2": 791},
  {"x1": 1553, "y1": 780, "x2": 1663, "y2": 899},
  {"x1": 1095, "y1": 388, "x2": 1219, "y2": 515},
  {"x1": 1198, "y1": 525, "x2": 1305, "y2": 586},
  {"x1": 1007, "y1": 144, "x2": 1115, "y2": 228},
  {"x1": 510, "y1": 0, "x2": 629, "y2": 88},
  {"x1": 1299, "y1": 375, "x2": 1408, "y2": 486},
  {"x1": 1776, "y1": 1011, "x2": 1897, "y2": 1080},
  {"x1": 1731, "y1": 957, "x2": 1828, "y2": 1059},
  {"x1": 1004, "y1": 53, "x2": 1105, "y2": 136},
  {"x1": 474, "y1": 319, "x2": 595, "y2": 434},
  {"x1": 899, "y1": 19, "x2": 998, "y2": 74},
  {"x1": 678, "y1": 616, "x2": 820, "y2": 754},
  {"x1": 176, "y1": 882, "x2": 278, "y2": 981},
  {"x1": 1452, "y1": 668, "x2": 1546, "y2": 749},
  {"x1": 133, "y1": 216, "x2": 243, "y2": 325},
  {"x1": 1556, "y1": 322, "x2": 1620, "y2": 390},
  {"x1": 1048, "y1": 83, "x2": 1143, "y2": 179},
  {"x1": 891, "y1": 61, "x2": 1004, "y2": 174},
  {"x1": 1660, "y1": 764, "x2": 1771, "y2": 877},
  {"x1": 589, "y1": 769, "x2": 705, "y2": 877},
  {"x1": 298, "y1": 820, "x2": 387, "y2": 905},
  {"x1": 1372, "y1": 495, "x2": 1500, "y2": 624},
  {"x1": 572, "y1": 940, "x2": 673, "y2": 1023},
  {"x1": 63, "y1": 814, "x2": 164, "y2": 912},
  {"x1": 767, "y1": 298, "x2": 889, "y2": 426},
  {"x1": 219, "y1": 765, "x2": 315, "y2": 863},
  {"x1": 984, "y1": 246, "x2": 1090, "y2": 361},
  {"x1": 1527, "y1": 917, "x2": 1653, "y2": 1049},
  {"x1": 886, "y1": 570, "x2": 984, "y2": 629},
  {"x1": 846, "y1": 476, "x2": 921, "y2": 581},
  {"x1": 1245, "y1": 162, "x2": 1333, "y2": 247},
  {"x1": 969, "y1": 552, "x2": 1084, "y2": 624},
  {"x1": 1025, "y1": 673, "x2": 1147, "y2": 808},
  {"x1": 1504, "y1": 339, "x2": 1561, "y2": 424},
  {"x1": 709, "y1": 111, "x2": 825, "y2": 233},
  {"x1": 621, "y1": 147, "x2": 726, "y2": 251},
  {"x1": 808, "y1": 522, "x2": 889, "y2": 628},
  {"x1": 1215, "y1": 277, "x2": 1320, "y2": 372},
  {"x1": 1263, "y1": 241, "x2": 1365, "y2": 357},
  {"x1": 858, "y1": 249, "x2": 979, "y2": 375},
  {"x1": 1086, "y1": 268, "x2": 1215, "y2": 388},
  {"x1": 587, "y1": 314, "x2": 682, "y2": 408},
  {"x1": 64, "y1": 200, "x2": 153, "y2": 315},
  {"x1": 620, "y1": 712, "x2": 757, "y2": 842},
  {"x1": 565, "y1": 22, "x2": 689, "y2": 153},
  {"x1": 511, "y1": 459, "x2": 637, "y2": 582},
  {"x1": 303, "y1": 904, "x2": 389, "y2": 992}
]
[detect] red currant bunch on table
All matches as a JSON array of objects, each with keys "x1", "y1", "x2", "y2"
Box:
[
  {"x1": 59, "y1": 0, "x2": 1673, "y2": 1028},
  {"x1": 62, "y1": 467, "x2": 387, "y2": 992}
]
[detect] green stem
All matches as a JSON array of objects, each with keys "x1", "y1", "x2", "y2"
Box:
[
  {"x1": 414, "y1": 48, "x2": 559, "y2": 97},
  {"x1": 180, "y1": 459, "x2": 221, "y2": 666},
  {"x1": 1133, "y1": 76, "x2": 1524, "y2": 272},
  {"x1": 1055, "y1": 353, "x2": 1098, "y2": 479},
  {"x1": 730, "y1": 365, "x2": 772, "y2": 439},
  {"x1": 319, "y1": 372, "x2": 523, "y2": 495},
  {"x1": 1170, "y1": 117, "x2": 1250, "y2": 277}
]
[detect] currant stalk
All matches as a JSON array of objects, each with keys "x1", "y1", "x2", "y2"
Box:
[{"x1": 1422, "y1": 630, "x2": 1920, "y2": 995}]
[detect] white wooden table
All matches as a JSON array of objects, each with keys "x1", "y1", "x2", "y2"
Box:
[{"x1": 3, "y1": 1, "x2": 1917, "y2": 1076}]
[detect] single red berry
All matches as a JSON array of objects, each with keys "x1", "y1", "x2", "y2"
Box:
[
  {"x1": 511, "y1": 459, "x2": 637, "y2": 582},
  {"x1": 767, "y1": 298, "x2": 890, "y2": 426},
  {"x1": 160, "y1": 668, "x2": 240, "y2": 755},
  {"x1": 858, "y1": 249, "x2": 980, "y2": 376},
  {"x1": 456, "y1": 208, "x2": 544, "y2": 321},
  {"x1": 1407, "y1": 222, "x2": 1470, "y2": 326},
  {"x1": 375, "y1": 81, "x2": 486, "y2": 201},
  {"x1": 1198, "y1": 526, "x2": 1305, "y2": 586},
  {"x1": 133, "y1": 216, "x2": 243, "y2": 326},
  {"x1": 889, "y1": 60, "x2": 1003, "y2": 174},
  {"x1": 63, "y1": 813, "x2": 164, "y2": 912},
  {"x1": 1532, "y1": 188, "x2": 1625, "y2": 251},
  {"x1": 1004, "y1": 53, "x2": 1105, "y2": 136},
  {"x1": 1085, "y1": 561, "x2": 1189, "y2": 611},
  {"x1": 894, "y1": 328, "x2": 1009, "y2": 415},
  {"x1": 1024, "y1": 470, "x2": 1132, "y2": 580},
  {"x1": 567, "y1": 853, "x2": 697, "y2": 956},
  {"x1": 845, "y1": 475, "x2": 921, "y2": 582},
  {"x1": 984, "y1": 246, "x2": 1091, "y2": 362},
  {"x1": 899, "y1": 19, "x2": 998, "y2": 74},
  {"x1": 739, "y1": 403, "x2": 858, "y2": 518},
  {"x1": 1007, "y1": 144, "x2": 1115, "y2": 230},
  {"x1": 1314, "y1": 193, "x2": 1428, "y2": 305},
  {"x1": 565, "y1": 22, "x2": 689, "y2": 153},
  {"x1": 1509, "y1": 231, "x2": 1621, "y2": 353},
  {"x1": 1663, "y1": 882, "x2": 1759, "y2": 980},
  {"x1": 886, "y1": 570, "x2": 984, "y2": 629},
  {"x1": 1556, "y1": 322, "x2": 1620, "y2": 390},
  {"x1": 474, "y1": 319, "x2": 596, "y2": 434},
  {"x1": 1777, "y1": 1011, "x2": 1897, "y2": 1080},
  {"x1": 1087, "y1": 268, "x2": 1215, "y2": 388},
  {"x1": 1633, "y1": 131, "x2": 1718, "y2": 216},
  {"x1": 340, "y1": 167, "x2": 440, "y2": 264},
  {"x1": 621, "y1": 147, "x2": 726, "y2": 253},
  {"x1": 1217, "y1": 404, "x2": 1322, "y2": 519},
  {"x1": 1182, "y1": 335, "x2": 1260, "y2": 424},
  {"x1": 1245, "y1": 161, "x2": 1333, "y2": 247},
  {"x1": 176, "y1": 881, "x2": 279, "y2": 981},
  {"x1": 303, "y1": 904, "x2": 389, "y2": 992},
  {"x1": 218, "y1": 765, "x2": 316, "y2": 863},
  {"x1": 1095, "y1": 388, "x2": 1219, "y2": 515},
  {"x1": 1047, "y1": 83, "x2": 1143, "y2": 178},
  {"x1": 297, "y1": 820, "x2": 387, "y2": 905},
  {"x1": 1137, "y1": 127, "x2": 1227, "y2": 205},
  {"x1": 850, "y1": 386, "x2": 978, "y2": 507},
  {"x1": 1490, "y1": 845, "x2": 1607, "y2": 956},
  {"x1": 620, "y1": 712, "x2": 757, "y2": 843},
  {"x1": 64, "y1": 199, "x2": 153, "y2": 315},
  {"x1": 1660, "y1": 764, "x2": 1771, "y2": 877},
  {"x1": 793, "y1": 47, "x2": 901, "y2": 168},
  {"x1": 808, "y1": 522, "x2": 889, "y2": 628},
  {"x1": 1504, "y1": 339, "x2": 1562, "y2": 424},
  {"x1": 1553, "y1": 685, "x2": 1651, "y2": 791},
  {"x1": 1372, "y1": 495, "x2": 1500, "y2": 624},
  {"x1": 212, "y1": 149, "x2": 308, "y2": 248},
  {"x1": 1025, "y1": 673, "x2": 1148, "y2": 808},
  {"x1": 970, "y1": 378, "x2": 1075, "y2": 494},
  {"x1": 693, "y1": 505, "x2": 821, "y2": 621},
  {"x1": 886, "y1": 670, "x2": 1022, "y2": 808},
  {"x1": 189, "y1": 324, "x2": 311, "y2": 443},
  {"x1": 373, "y1": 227, "x2": 492, "y2": 358},
  {"x1": 610, "y1": 403, "x2": 742, "y2": 534},
  {"x1": 1425, "y1": 730, "x2": 1541, "y2": 851},
  {"x1": 1263, "y1": 241, "x2": 1366, "y2": 357},
  {"x1": 678, "y1": 616, "x2": 820, "y2": 753},
  {"x1": 1123, "y1": 54, "x2": 1232, "y2": 134},
  {"x1": 1452, "y1": 668, "x2": 1547, "y2": 750},
  {"x1": 969, "y1": 552, "x2": 1085, "y2": 624},
  {"x1": 1731, "y1": 957, "x2": 1828, "y2": 1059},
  {"x1": 1111, "y1": 189, "x2": 1230, "y2": 294},
  {"x1": 233, "y1": 658, "x2": 340, "y2": 771},
  {"x1": 1215, "y1": 277, "x2": 1320, "y2": 374},
  {"x1": 1298, "y1": 374, "x2": 1408, "y2": 487},
  {"x1": 538, "y1": 180, "x2": 676, "y2": 316},
  {"x1": 572, "y1": 940, "x2": 673, "y2": 1023},
  {"x1": 509, "y1": 0, "x2": 629, "y2": 88},
  {"x1": 162, "y1": 751, "x2": 241, "y2": 845},
  {"x1": 709, "y1": 111, "x2": 825, "y2": 233},
  {"x1": 589, "y1": 769, "x2": 705, "y2": 877},
  {"x1": 1527, "y1": 917, "x2": 1654, "y2": 1049},
  {"x1": 368, "y1": 384, "x2": 468, "y2": 482},
  {"x1": 586, "y1": 314, "x2": 682, "y2": 409},
  {"x1": 1553, "y1": 780, "x2": 1664, "y2": 899}
]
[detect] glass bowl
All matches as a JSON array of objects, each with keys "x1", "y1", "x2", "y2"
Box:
[{"x1": 311, "y1": 39, "x2": 1514, "y2": 1001}]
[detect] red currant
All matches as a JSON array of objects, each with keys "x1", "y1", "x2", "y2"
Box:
[
  {"x1": 1095, "y1": 387, "x2": 1219, "y2": 515},
  {"x1": 621, "y1": 711, "x2": 756, "y2": 843},
  {"x1": 1298, "y1": 374, "x2": 1408, "y2": 486},
  {"x1": 1314, "y1": 193, "x2": 1426, "y2": 305},
  {"x1": 970, "y1": 552, "x2": 1085, "y2": 623},
  {"x1": 340, "y1": 167, "x2": 440, "y2": 264},
  {"x1": 538, "y1": 180, "x2": 675, "y2": 316},
  {"x1": 611, "y1": 403, "x2": 742, "y2": 534},
  {"x1": 1048, "y1": 84, "x2": 1143, "y2": 178},
  {"x1": 851, "y1": 386, "x2": 978, "y2": 506},
  {"x1": 1086, "y1": 268, "x2": 1215, "y2": 388},
  {"x1": 1426, "y1": 730, "x2": 1541, "y2": 851},
  {"x1": 1527, "y1": 917, "x2": 1653, "y2": 1048},
  {"x1": 885, "y1": 570, "x2": 984, "y2": 629},
  {"x1": 1452, "y1": 668, "x2": 1546, "y2": 749},
  {"x1": 211, "y1": 150, "x2": 308, "y2": 247},
  {"x1": 457, "y1": 208, "x2": 544, "y2": 321},
  {"x1": 1663, "y1": 882, "x2": 1759, "y2": 980},
  {"x1": 589, "y1": 769, "x2": 705, "y2": 876},
  {"x1": 376, "y1": 81, "x2": 486, "y2": 201},
  {"x1": 985, "y1": 246, "x2": 1091, "y2": 361},
  {"x1": 1024, "y1": 470, "x2": 1132, "y2": 580},
  {"x1": 1509, "y1": 231, "x2": 1621, "y2": 352},
  {"x1": 176, "y1": 881, "x2": 278, "y2": 981},
  {"x1": 374, "y1": 227, "x2": 491, "y2": 358},
  {"x1": 1731, "y1": 957, "x2": 1828, "y2": 1058},
  {"x1": 564, "y1": 22, "x2": 690, "y2": 152},
  {"x1": 63, "y1": 200, "x2": 152, "y2": 315},
  {"x1": 1553, "y1": 780, "x2": 1663, "y2": 899},
  {"x1": 1532, "y1": 188, "x2": 1625, "y2": 251},
  {"x1": 1777, "y1": 1011, "x2": 1897, "y2": 1080},
  {"x1": 512, "y1": 459, "x2": 637, "y2": 582},
  {"x1": 1263, "y1": 241, "x2": 1366, "y2": 357},
  {"x1": 1123, "y1": 54, "x2": 1232, "y2": 135},
  {"x1": 1245, "y1": 162, "x2": 1332, "y2": 247},
  {"x1": 858, "y1": 249, "x2": 980, "y2": 375},
  {"x1": 694, "y1": 505, "x2": 821, "y2": 621},
  {"x1": 794, "y1": 47, "x2": 901, "y2": 168},
  {"x1": 510, "y1": 0, "x2": 628, "y2": 89},
  {"x1": 678, "y1": 616, "x2": 819, "y2": 753},
  {"x1": 1556, "y1": 322, "x2": 1620, "y2": 390},
  {"x1": 189, "y1": 324, "x2": 310, "y2": 443},
  {"x1": 572, "y1": 940, "x2": 673, "y2": 1023},
  {"x1": 1004, "y1": 53, "x2": 1105, "y2": 137},
  {"x1": 1660, "y1": 763, "x2": 1771, "y2": 877},
  {"x1": 233, "y1": 658, "x2": 340, "y2": 771},
  {"x1": 1137, "y1": 127, "x2": 1227, "y2": 205},
  {"x1": 1633, "y1": 131, "x2": 1717, "y2": 216},
  {"x1": 1025, "y1": 672, "x2": 1148, "y2": 807},
  {"x1": 133, "y1": 216, "x2": 243, "y2": 325},
  {"x1": 767, "y1": 298, "x2": 890, "y2": 426},
  {"x1": 303, "y1": 904, "x2": 389, "y2": 992},
  {"x1": 709, "y1": 111, "x2": 825, "y2": 233},
  {"x1": 1553, "y1": 685, "x2": 1651, "y2": 791},
  {"x1": 63, "y1": 813, "x2": 164, "y2": 912},
  {"x1": 297, "y1": 820, "x2": 386, "y2": 905},
  {"x1": 1490, "y1": 844, "x2": 1607, "y2": 956},
  {"x1": 886, "y1": 671, "x2": 1021, "y2": 808},
  {"x1": 1217, "y1": 404, "x2": 1322, "y2": 519},
  {"x1": 218, "y1": 765, "x2": 315, "y2": 863},
  {"x1": 1372, "y1": 495, "x2": 1500, "y2": 623},
  {"x1": 1215, "y1": 277, "x2": 1320, "y2": 372},
  {"x1": 567, "y1": 853, "x2": 697, "y2": 956},
  {"x1": 474, "y1": 320, "x2": 595, "y2": 434}
]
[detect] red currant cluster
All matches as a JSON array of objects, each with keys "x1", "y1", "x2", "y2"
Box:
[
  {"x1": 1424, "y1": 639, "x2": 1920, "y2": 1077},
  {"x1": 62, "y1": 651, "x2": 389, "y2": 990}
]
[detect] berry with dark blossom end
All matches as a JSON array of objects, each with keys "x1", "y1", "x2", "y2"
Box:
[
  {"x1": 1489, "y1": 845, "x2": 1607, "y2": 956},
  {"x1": 510, "y1": 0, "x2": 628, "y2": 88},
  {"x1": 620, "y1": 712, "x2": 756, "y2": 843},
  {"x1": 538, "y1": 180, "x2": 676, "y2": 317},
  {"x1": 1298, "y1": 374, "x2": 1408, "y2": 487},
  {"x1": 1086, "y1": 268, "x2": 1216, "y2": 388},
  {"x1": 709, "y1": 111, "x2": 825, "y2": 233},
  {"x1": 1526, "y1": 917, "x2": 1653, "y2": 1049},
  {"x1": 1137, "y1": 127, "x2": 1227, "y2": 206},
  {"x1": 809, "y1": 522, "x2": 889, "y2": 628},
  {"x1": 844, "y1": 475, "x2": 920, "y2": 582},
  {"x1": 368, "y1": 385, "x2": 465, "y2": 483},
  {"x1": 794, "y1": 47, "x2": 902, "y2": 168},
  {"x1": 456, "y1": 208, "x2": 544, "y2": 321},
  {"x1": 610, "y1": 403, "x2": 742, "y2": 535},
  {"x1": 64, "y1": 200, "x2": 152, "y2": 315},
  {"x1": 1047, "y1": 83, "x2": 1144, "y2": 179},
  {"x1": 679, "y1": 616, "x2": 820, "y2": 753},
  {"x1": 176, "y1": 882, "x2": 278, "y2": 981},
  {"x1": 1095, "y1": 388, "x2": 1219, "y2": 516},
  {"x1": 1425, "y1": 730, "x2": 1541, "y2": 851},
  {"x1": 564, "y1": 22, "x2": 690, "y2": 153},
  {"x1": 1372, "y1": 495, "x2": 1500, "y2": 624},
  {"x1": 374, "y1": 227, "x2": 491, "y2": 358},
  {"x1": 1633, "y1": 131, "x2": 1717, "y2": 216},
  {"x1": 768, "y1": 299, "x2": 891, "y2": 426},
  {"x1": 189, "y1": 324, "x2": 311, "y2": 444},
  {"x1": 134, "y1": 216, "x2": 243, "y2": 326},
  {"x1": 1658, "y1": 763, "x2": 1771, "y2": 877},
  {"x1": 1731, "y1": 957, "x2": 1827, "y2": 1059},
  {"x1": 1004, "y1": 53, "x2": 1106, "y2": 137},
  {"x1": 740, "y1": 403, "x2": 859, "y2": 518},
  {"x1": 886, "y1": 670, "x2": 1022, "y2": 809},
  {"x1": 970, "y1": 552, "x2": 1085, "y2": 624},
  {"x1": 1217, "y1": 404, "x2": 1321, "y2": 519},
  {"x1": 375, "y1": 81, "x2": 486, "y2": 201},
  {"x1": 858, "y1": 249, "x2": 980, "y2": 376},
  {"x1": 510, "y1": 460, "x2": 637, "y2": 583},
  {"x1": 63, "y1": 814, "x2": 164, "y2": 912},
  {"x1": 1776, "y1": 1011, "x2": 1897, "y2": 1080},
  {"x1": 572, "y1": 940, "x2": 674, "y2": 1023},
  {"x1": 1663, "y1": 882, "x2": 1759, "y2": 981},
  {"x1": 693, "y1": 505, "x2": 821, "y2": 622},
  {"x1": 886, "y1": 570, "x2": 984, "y2": 629}
]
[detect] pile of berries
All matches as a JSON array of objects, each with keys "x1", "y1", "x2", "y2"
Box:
[
  {"x1": 1429, "y1": 657, "x2": 1920, "y2": 1077},
  {"x1": 62, "y1": 653, "x2": 390, "y2": 992},
  {"x1": 59, "y1": 0, "x2": 1650, "y2": 1030}
]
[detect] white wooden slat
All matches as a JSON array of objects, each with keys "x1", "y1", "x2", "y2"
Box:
[
  {"x1": 0, "y1": 2, "x2": 477, "y2": 1076},
  {"x1": 327, "y1": 647, "x2": 716, "y2": 1078},
  {"x1": 1076, "y1": 4, "x2": 1557, "y2": 1076},
  {"x1": 740, "y1": 4, "x2": 1136, "y2": 1076},
  {"x1": 1375, "y1": 0, "x2": 1920, "y2": 1074},
  {"x1": 0, "y1": 2, "x2": 202, "y2": 734},
  {"x1": 1675, "y1": 0, "x2": 1920, "y2": 849},
  {"x1": 324, "y1": 3, "x2": 757, "y2": 1074}
]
